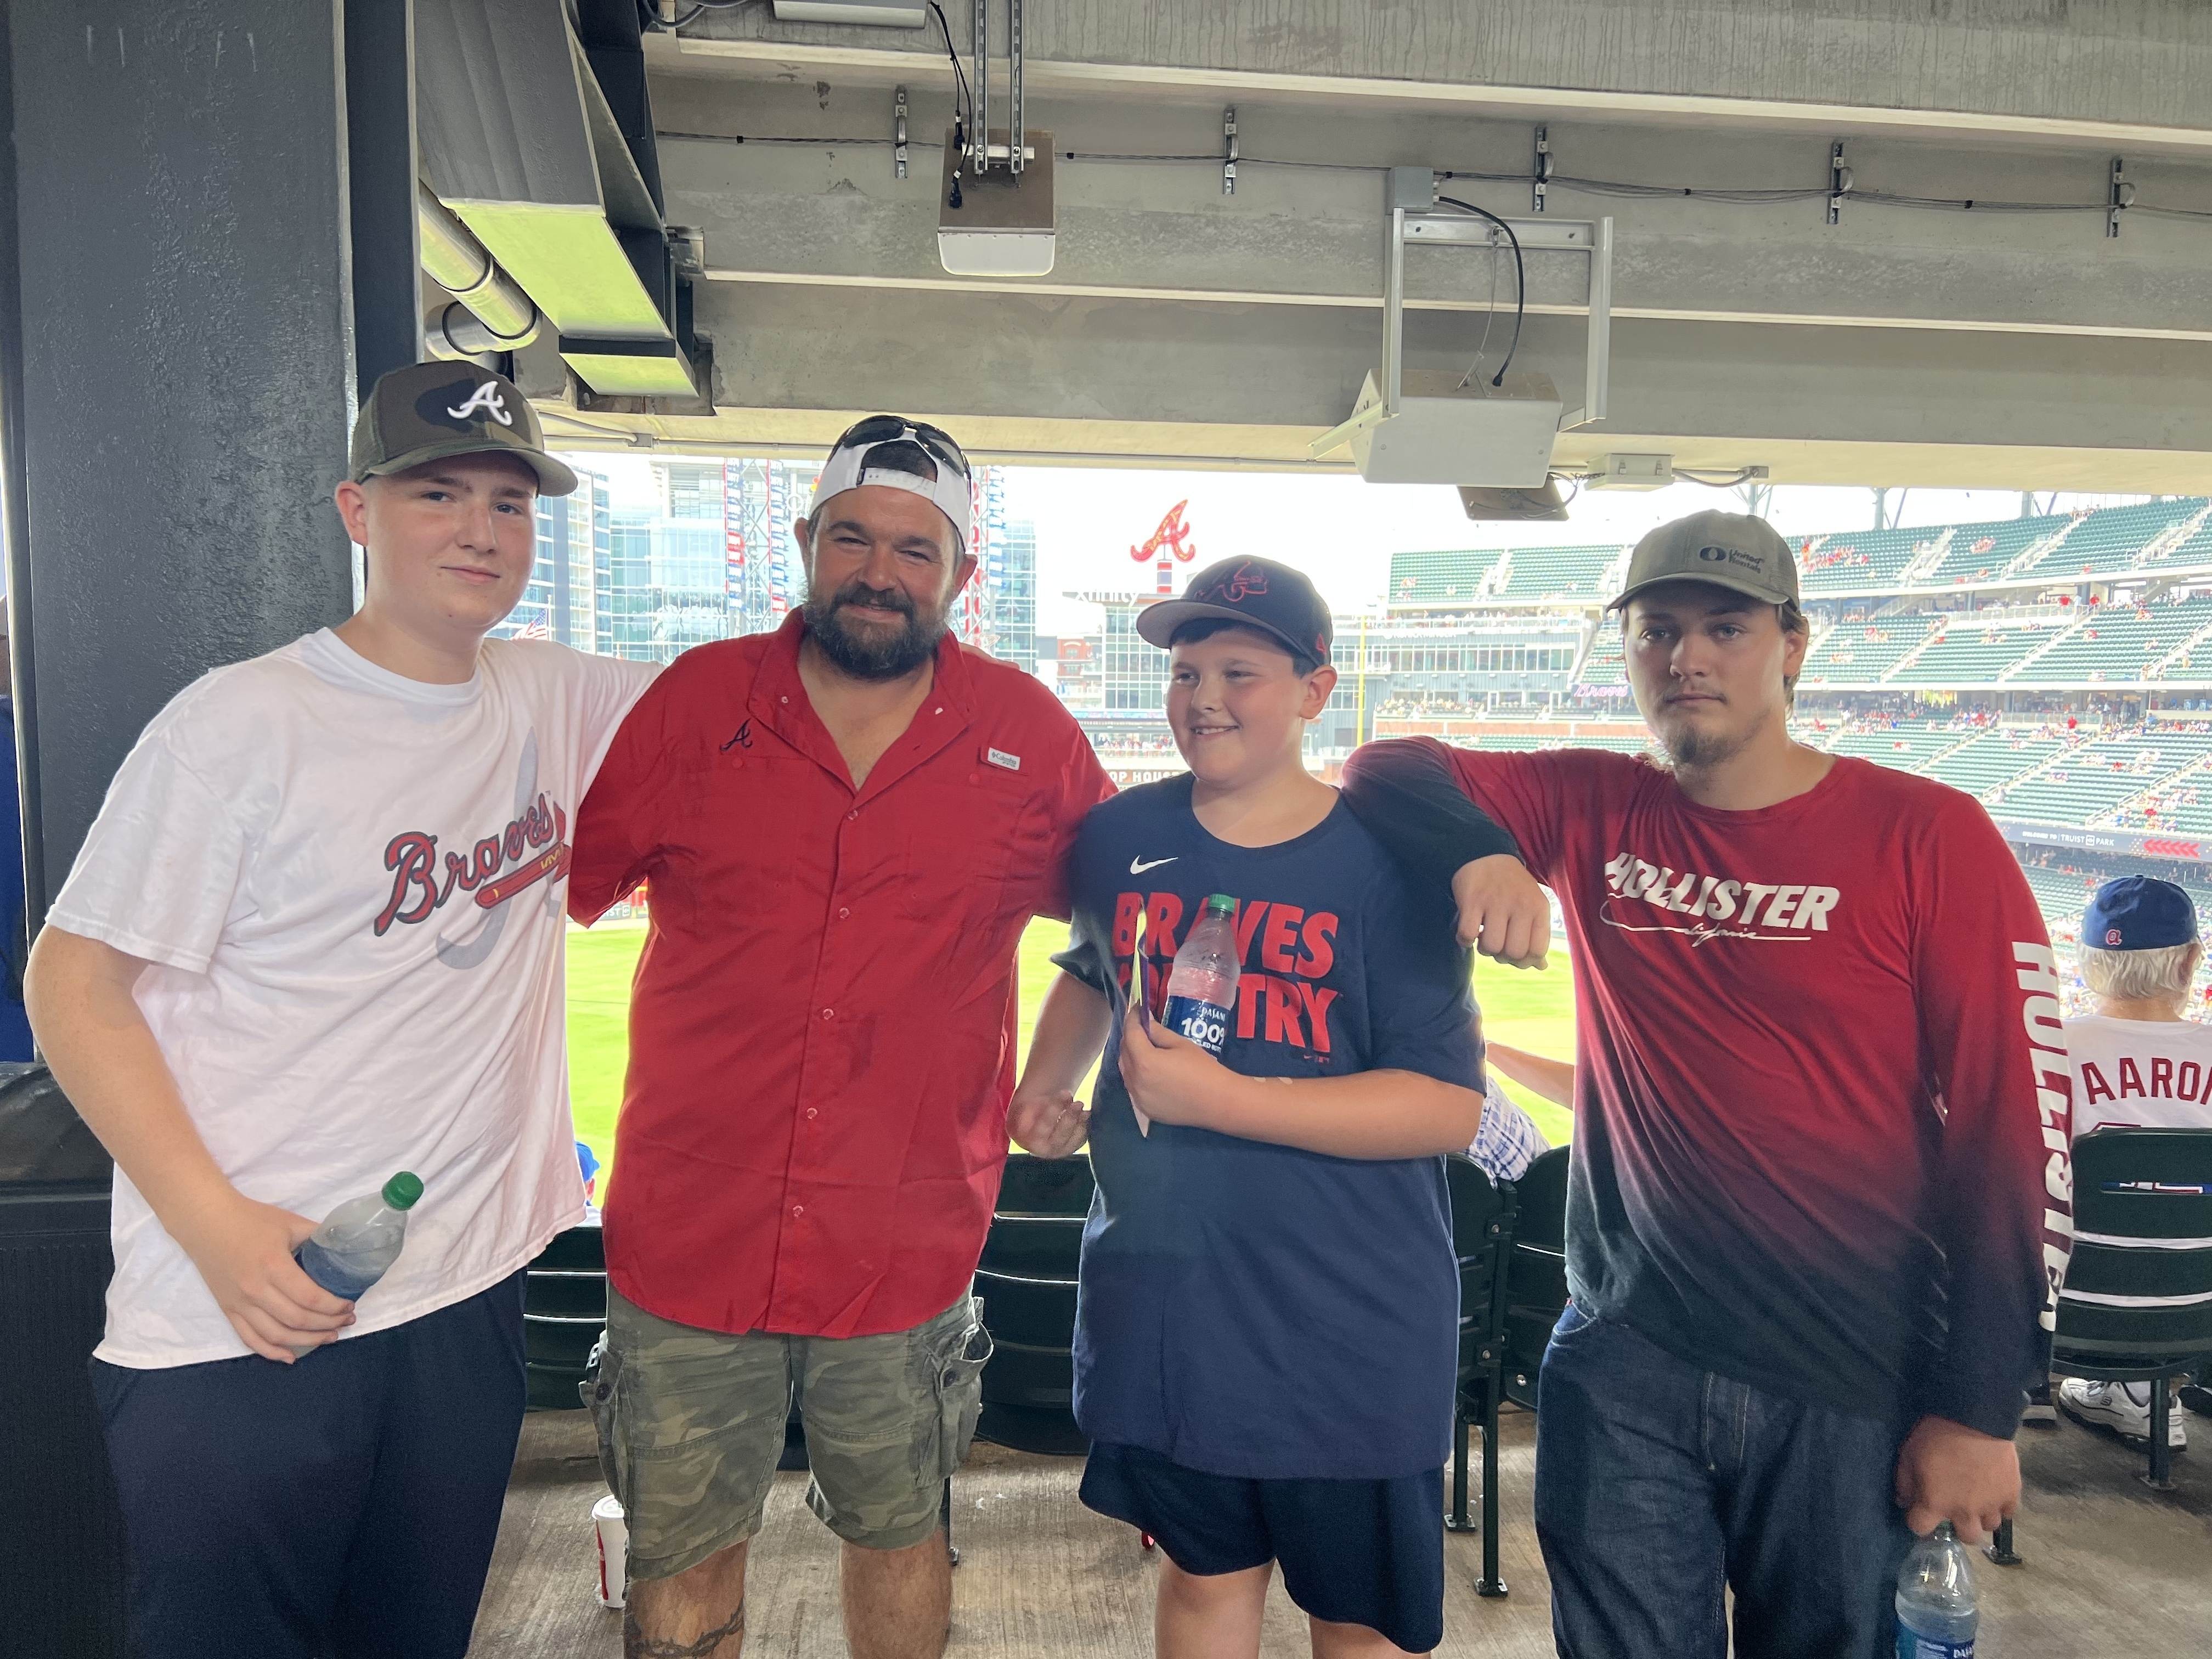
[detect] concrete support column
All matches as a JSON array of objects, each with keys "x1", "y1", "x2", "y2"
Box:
[{"x1": 0, "y1": 5, "x2": 416, "y2": 1653}]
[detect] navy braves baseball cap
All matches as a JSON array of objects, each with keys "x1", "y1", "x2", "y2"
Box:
[
  {"x1": 1135, "y1": 557, "x2": 1333, "y2": 668},
  {"x1": 2083, "y1": 877, "x2": 2199, "y2": 951}
]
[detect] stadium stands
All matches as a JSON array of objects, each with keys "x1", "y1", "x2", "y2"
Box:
[
  {"x1": 1918, "y1": 731, "x2": 2069, "y2": 797},
  {"x1": 1386, "y1": 547, "x2": 1506, "y2": 609},
  {"x1": 1887, "y1": 617, "x2": 2070, "y2": 686},
  {"x1": 2010, "y1": 597, "x2": 2212, "y2": 686},
  {"x1": 1492, "y1": 544, "x2": 1623, "y2": 605},
  {"x1": 1392, "y1": 498, "x2": 2212, "y2": 615},
  {"x1": 1914, "y1": 515, "x2": 2066, "y2": 587},
  {"x1": 1796, "y1": 527, "x2": 1934, "y2": 595},
  {"x1": 1824, "y1": 730, "x2": 1967, "y2": 768},
  {"x1": 1575, "y1": 631, "x2": 1624, "y2": 688},
  {"x1": 2015, "y1": 499, "x2": 2212, "y2": 582},
  {"x1": 1796, "y1": 616, "x2": 1938, "y2": 687}
]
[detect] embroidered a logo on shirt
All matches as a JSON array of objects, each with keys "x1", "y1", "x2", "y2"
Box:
[{"x1": 1596, "y1": 851, "x2": 1839, "y2": 945}]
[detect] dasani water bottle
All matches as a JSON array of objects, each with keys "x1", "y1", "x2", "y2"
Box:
[
  {"x1": 1894, "y1": 1521, "x2": 1978, "y2": 1658},
  {"x1": 1164, "y1": 894, "x2": 1239, "y2": 1056},
  {"x1": 294, "y1": 1171, "x2": 424, "y2": 1303}
]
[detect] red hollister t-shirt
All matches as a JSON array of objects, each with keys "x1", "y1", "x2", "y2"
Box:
[{"x1": 1342, "y1": 740, "x2": 2074, "y2": 1439}]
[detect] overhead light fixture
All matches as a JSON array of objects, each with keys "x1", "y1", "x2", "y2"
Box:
[
  {"x1": 1585, "y1": 453, "x2": 1674, "y2": 491},
  {"x1": 771, "y1": 1, "x2": 926, "y2": 25},
  {"x1": 1460, "y1": 480, "x2": 1570, "y2": 522},
  {"x1": 939, "y1": 130, "x2": 1056, "y2": 275},
  {"x1": 1344, "y1": 369, "x2": 1562, "y2": 488}
]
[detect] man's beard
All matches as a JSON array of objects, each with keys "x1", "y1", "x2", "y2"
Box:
[
  {"x1": 1651, "y1": 702, "x2": 1754, "y2": 769},
  {"x1": 803, "y1": 577, "x2": 950, "y2": 680}
]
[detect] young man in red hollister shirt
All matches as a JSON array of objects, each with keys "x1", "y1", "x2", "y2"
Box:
[
  {"x1": 1341, "y1": 510, "x2": 2073, "y2": 1658},
  {"x1": 568, "y1": 419, "x2": 1110, "y2": 1659}
]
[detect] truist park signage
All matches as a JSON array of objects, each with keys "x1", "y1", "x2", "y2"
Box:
[{"x1": 2000, "y1": 820, "x2": 2211, "y2": 866}]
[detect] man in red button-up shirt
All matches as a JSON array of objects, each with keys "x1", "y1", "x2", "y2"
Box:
[{"x1": 570, "y1": 418, "x2": 1110, "y2": 1659}]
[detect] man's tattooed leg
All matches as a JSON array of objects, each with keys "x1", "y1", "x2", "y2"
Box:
[{"x1": 623, "y1": 1598, "x2": 746, "y2": 1659}]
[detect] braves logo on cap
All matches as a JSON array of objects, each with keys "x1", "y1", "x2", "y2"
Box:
[
  {"x1": 416, "y1": 377, "x2": 515, "y2": 435},
  {"x1": 2107, "y1": 927, "x2": 2125, "y2": 945},
  {"x1": 1200, "y1": 561, "x2": 1271, "y2": 603}
]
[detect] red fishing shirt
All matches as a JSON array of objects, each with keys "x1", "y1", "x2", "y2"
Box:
[{"x1": 569, "y1": 613, "x2": 1112, "y2": 1339}]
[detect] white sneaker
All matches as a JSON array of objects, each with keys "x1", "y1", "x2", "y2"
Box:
[{"x1": 2059, "y1": 1378, "x2": 2188, "y2": 1449}]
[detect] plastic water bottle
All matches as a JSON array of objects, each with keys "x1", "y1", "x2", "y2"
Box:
[
  {"x1": 294, "y1": 1171, "x2": 424, "y2": 1302},
  {"x1": 1894, "y1": 1521, "x2": 1978, "y2": 1658},
  {"x1": 1164, "y1": 894, "x2": 1239, "y2": 1056}
]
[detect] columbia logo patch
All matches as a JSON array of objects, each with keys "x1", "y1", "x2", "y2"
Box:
[{"x1": 985, "y1": 747, "x2": 1022, "y2": 771}]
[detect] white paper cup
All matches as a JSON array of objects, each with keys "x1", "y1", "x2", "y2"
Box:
[{"x1": 592, "y1": 1494, "x2": 628, "y2": 1609}]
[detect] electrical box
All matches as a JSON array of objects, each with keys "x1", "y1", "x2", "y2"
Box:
[
  {"x1": 939, "y1": 129, "x2": 1056, "y2": 276},
  {"x1": 1587, "y1": 453, "x2": 1675, "y2": 491},
  {"x1": 1347, "y1": 369, "x2": 1562, "y2": 488}
]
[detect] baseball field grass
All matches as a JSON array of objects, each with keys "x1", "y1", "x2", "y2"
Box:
[{"x1": 565, "y1": 917, "x2": 1578, "y2": 1188}]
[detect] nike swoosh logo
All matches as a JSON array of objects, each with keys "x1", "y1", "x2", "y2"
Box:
[{"x1": 1130, "y1": 856, "x2": 1178, "y2": 874}]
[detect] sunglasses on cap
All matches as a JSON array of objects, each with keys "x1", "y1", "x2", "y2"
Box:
[{"x1": 832, "y1": 415, "x2": 970, "y2": 479}]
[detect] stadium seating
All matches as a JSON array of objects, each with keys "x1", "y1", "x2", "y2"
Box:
[
  {"x1": 1915, "y1": 515, "x2": 2067, "y2": 586},
  {"x1": 2011, "y1": 598, "x2": 2212, "y2": 685},
  {"x1": 1888, "y1": 619, "x2": 2069, "y2": 685},
  {"x1": 2015, "y1": 499, "x2": 2212, "y2": 582},
  {"x1": 1917, "y1": 732, "x2": 2069, "y2": 797},
  {"x1": 1575, "y1": 631, "x2": 1624, "y2": 687},
  {"x1": 1796, "y1": 526, "x2": 1934, "y2": 595},
  {"x1": 1385, "y1": 547, "x2": 1507, "y2": 608},
  {"x1": 1825, "y1": 730, "x2": 1967, "y2": 768},
  {"x1": 1796, "y1": 616, "x2": 1938, "y2": 686},
  {"x1": 1493, "y1": 544, "x2": 1624, "y2": 604}
]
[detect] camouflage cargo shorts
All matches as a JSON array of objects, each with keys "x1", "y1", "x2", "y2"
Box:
[{"x1": 584, "y1": 1285, "x2": 992, "y2": 1578}]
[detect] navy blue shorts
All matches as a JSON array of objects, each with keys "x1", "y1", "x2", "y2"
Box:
[
  {"x1": 1080, "y1": 1441, "x2": 1445, "y2": 1652},
  {"x1": 88, "y1": 1272, "x2": 527, "y2": 1659}
]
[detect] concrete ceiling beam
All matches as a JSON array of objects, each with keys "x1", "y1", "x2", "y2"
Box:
[{"x1": 663, "y1": 0, "x2": 2212, "y2": 151}]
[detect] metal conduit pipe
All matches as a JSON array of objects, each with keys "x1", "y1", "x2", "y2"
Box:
[{"x1": 415, "y1": 181, "x2": 541, "y2": 352}]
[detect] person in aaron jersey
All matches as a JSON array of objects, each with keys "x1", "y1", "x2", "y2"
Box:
[
  {"x1": 2050, "y1": 875, "x2": 2212, "y2": 1447},
  {"x1": 1012, "y1": 556, "x2": 1493, "y2": 1659},
  {"x1": 23, "y1": 364, "x2": 659, "y2": 1659},
  {"x1": 1340, "y1": 510, "x2": 2072, "y2": 1659}
]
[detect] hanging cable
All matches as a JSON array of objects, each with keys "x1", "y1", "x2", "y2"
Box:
[{"x1": 1434, "y1": 195, "x2": 1524, "y2": 387}]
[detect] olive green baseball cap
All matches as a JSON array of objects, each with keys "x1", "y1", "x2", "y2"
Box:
[
  {"x1": 1606, "y1": 509, "x2": 1798, "y2": 611},
  {"x1": 349, "y1": 362, "x2": 577, "y2": 495}
]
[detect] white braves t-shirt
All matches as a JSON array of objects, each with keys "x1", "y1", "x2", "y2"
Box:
[{"x1": 49, "y1": 630, "x2": 657, "y2": 1367}]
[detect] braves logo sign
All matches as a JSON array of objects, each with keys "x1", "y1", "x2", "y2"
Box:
[{"x1": 1130, "y1": 500, "x2": 1199, "y2": 566}]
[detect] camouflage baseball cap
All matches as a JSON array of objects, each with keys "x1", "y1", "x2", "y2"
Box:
[
  {"x1": 349, "y1": 362, "x2": 577, "y2": 495},
  {"x1": 1607, "y1": 509, "x2": 1798, "y2": 611}
]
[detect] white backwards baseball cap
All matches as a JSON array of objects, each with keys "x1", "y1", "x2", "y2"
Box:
[{"x1": 808, "y1": 416, "x2": 974, "y2": 551}]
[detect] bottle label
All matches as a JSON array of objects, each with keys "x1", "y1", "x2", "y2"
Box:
[
  {"x1": 1897, "y1": 1629, "x2": 1974, "y2": 1659},
  {"x1": 1165, "y1": 995, "x2": 1232, "y2": 1056}
]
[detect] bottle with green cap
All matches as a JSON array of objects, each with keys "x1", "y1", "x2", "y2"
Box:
[
  {"x1": 1164, "y1": 893, "x2": 1240, "y2": 1057},
  {"x1": 293, "y1": 1171, "x2": 424, "y2": 1307}
]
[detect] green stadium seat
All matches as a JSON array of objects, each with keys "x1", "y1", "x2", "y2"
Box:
[
  {"x1": 2053, "y1": 1129, "x2": 2212, "y2": 1490},
  {"x1": 1444, "y1": 1154, "x2": 1516, "y2": 1597}
]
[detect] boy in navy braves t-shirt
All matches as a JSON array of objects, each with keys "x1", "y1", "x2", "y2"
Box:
[{"x1": 1008, "y1": 557, "x2": 1503, "y2": 1658}]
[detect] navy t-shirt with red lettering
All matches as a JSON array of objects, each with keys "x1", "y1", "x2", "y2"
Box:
[{"x1": 1054, "y1": 775, "x2": 1483, "y2": 1480}]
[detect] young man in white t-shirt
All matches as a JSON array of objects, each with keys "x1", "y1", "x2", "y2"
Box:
[
  {"x1": 23, "y1": 363, "x2": 657, "y2": 1659},
  {"x1": 2050, "y1": 876, "x2": 2212, "y2": 1449}
]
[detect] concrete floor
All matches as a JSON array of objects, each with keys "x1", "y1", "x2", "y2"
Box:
[{"x1": 469, "y1": 1401, "x2": 2211, "y2": 1657}]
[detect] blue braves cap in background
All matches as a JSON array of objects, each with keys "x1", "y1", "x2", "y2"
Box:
[{"x1": 2083, "y1": 876, "x2": 2199, "y2": 951}]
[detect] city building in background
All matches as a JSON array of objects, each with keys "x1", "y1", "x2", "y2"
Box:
[{"x1": 498, "y1": 467, "x2": 611, "y2": 648}]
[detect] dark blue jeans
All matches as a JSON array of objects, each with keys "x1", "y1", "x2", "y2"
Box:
[
  {"x1": 88, "y1": 1272, "x2": 527, "y2": 1659},
  {"x1": 1533, "y1": 1301, "x2": 1917, "y2": 1659}
]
